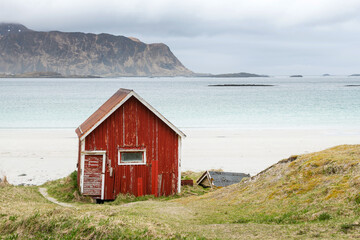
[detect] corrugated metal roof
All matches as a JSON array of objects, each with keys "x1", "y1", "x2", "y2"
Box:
[
  {"x1": 76, "y1": 88, "x2": 131, "y2": 138},
  {"x1": 197, "y1": 171, "x2": 250, "y2": 188},
  {"x1": 75, "y1": 88, "x2": 185, "y2": 139}
]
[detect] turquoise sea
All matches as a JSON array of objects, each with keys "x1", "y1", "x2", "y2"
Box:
[{"x1": 0, "y1": 76, "x2": 359, "y2": 129}]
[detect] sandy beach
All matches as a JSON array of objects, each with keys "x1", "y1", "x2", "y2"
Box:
[{"x1": 0, "y1": 127, "x2": 359, "y2": 185}]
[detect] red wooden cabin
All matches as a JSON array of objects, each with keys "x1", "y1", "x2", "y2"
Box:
[{"x1": 75, "y1": 88, "x2": 185, "y2": 201}]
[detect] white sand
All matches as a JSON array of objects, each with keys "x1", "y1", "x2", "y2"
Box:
[
  {"x1": 181, "y1": 128, "x2": 360, "y2": 175},
  {"x1": 0, "y1": 129, "x2": 78, "y2": 185},
  {"x1": 0, "y1": 128, "x2": 359, "y2": 185}
]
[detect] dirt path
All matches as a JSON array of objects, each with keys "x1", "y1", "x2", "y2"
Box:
[{"x1": 39, "y1": 187, "x2": 75, "y2": 208}]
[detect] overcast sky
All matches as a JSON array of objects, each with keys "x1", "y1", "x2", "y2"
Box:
[{"x1": 1, "y1": 0, "x2": 360, "y2": 75}]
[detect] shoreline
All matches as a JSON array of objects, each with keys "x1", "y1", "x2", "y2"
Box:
[{"x1": 0, "y1": 127, "x2": 359, "y2": 186}]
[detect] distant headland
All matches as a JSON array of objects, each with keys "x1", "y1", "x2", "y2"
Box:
[{"x1": 0, "y1": 23, "x2": 193, "y2": 77}]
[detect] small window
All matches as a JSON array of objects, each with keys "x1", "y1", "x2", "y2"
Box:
[
  {"x1": 118, "y1": 149, "x2": 146, "y2": 165},
  {"x1": 121, "y1": 152, "x2": 143, "y2": 162}
]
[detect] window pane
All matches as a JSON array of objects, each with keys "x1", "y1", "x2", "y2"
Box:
[{"x1": 121, "y1": 152, "x2": 143, "y2": 162}]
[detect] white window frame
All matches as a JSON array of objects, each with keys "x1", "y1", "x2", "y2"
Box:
[{"x1": 118, "y1": 149, "x2": 146, "y2": 165}]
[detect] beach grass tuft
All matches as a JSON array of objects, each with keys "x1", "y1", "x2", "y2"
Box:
[{"x1": 0, "y1": 175, "x2": 9, "y2": 187}]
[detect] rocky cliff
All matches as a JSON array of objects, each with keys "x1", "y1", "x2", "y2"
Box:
[{"x1": 0, "y1": 23, "x2": 193, "y2": 77}]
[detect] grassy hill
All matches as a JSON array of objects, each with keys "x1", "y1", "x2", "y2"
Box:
[
  {"x1": 184, "y1": 145, "x2": 360, "y2": 222},
  {"x1": 1, "y1": 145, "x2": 360, "y2": 239}
]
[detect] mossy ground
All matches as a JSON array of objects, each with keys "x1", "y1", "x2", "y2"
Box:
[{"x1": 1, "y1": 145, "x2": 360, "y2": 239}]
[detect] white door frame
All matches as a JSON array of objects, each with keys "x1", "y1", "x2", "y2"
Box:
[{"x1": 81, "y1": 150, "x2": 106, "y2": 200}]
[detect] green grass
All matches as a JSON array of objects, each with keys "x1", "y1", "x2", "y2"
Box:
[
  {"x1": 43, "y1": 170, "x2": 211, "y2": 206},
  {"x1": 181, "y1": 170, "x2": 205, "y2": 181},
  {"x1": 110, "y1": 185, "x2": 210, "y2": 205},
  {"x1": 0, "y1": 206, "x2": 160, "y2": 239},
  {"x1": 107, "y1": 170, "x2": 212, "y2": 205},
  {"x1": 318, "y1": 212, "x2": 331, "y2": 221},
  {"x1": 2, "y1": 145, "x2": 360, "y2": 239},
  {"x1": 111, "y1": 193, "x2": 168, "y2": 205},
  {"x1": 180, "y1": 145, "x2": 360, "y2": 225},
  {"x1": 43, "y1": 171, "x2": 92, "y2": 203},
  {"x1": 0, "y1": 185, "x2": 206, "y2": 239}
]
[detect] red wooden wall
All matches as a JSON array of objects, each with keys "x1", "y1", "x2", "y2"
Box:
[{"x1": 81, "y1": 96, "x2": 179, "y2": 199}]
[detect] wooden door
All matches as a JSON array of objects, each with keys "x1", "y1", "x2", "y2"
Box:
[{"x1": 83, "y1": 155, "x2": 104, "y2": 198}]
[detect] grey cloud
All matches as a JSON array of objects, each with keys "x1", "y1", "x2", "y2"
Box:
[{"x1": 1, "y1": 0, "x2": 360, "y2": 74}]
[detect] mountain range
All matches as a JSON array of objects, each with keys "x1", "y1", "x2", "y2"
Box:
[{"x1": 0, "y1": 23, "x2": 193, "y2": 77}]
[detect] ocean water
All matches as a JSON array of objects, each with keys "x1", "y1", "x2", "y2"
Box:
[{"x1": 0, "y1": 76, "x2": 359, "y2": 129}]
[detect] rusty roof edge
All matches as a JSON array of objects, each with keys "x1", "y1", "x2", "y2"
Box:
[
  {"x1": 76, "y1": 108, "x2": 108, "y2": 138},
  {"x1": 78, "y1": 92, "x2": 133, "y2": 140},
  {"x1": 75, "y1": 127, "x2": 82, "y2": 137},
  {"x1": 75, "y1": 126, "x2": 83, "y2": 137}
]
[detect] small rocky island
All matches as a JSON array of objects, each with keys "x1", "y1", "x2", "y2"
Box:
[
  {"x1": 208, "y1": 84, "x2": 274, "y2": 87},
  {"x1": 290, "y1": 75, "x2": 303, "y2": 77},
  {"x1": 206, "y1": 72, "x2": 269, "y2": 78}
]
